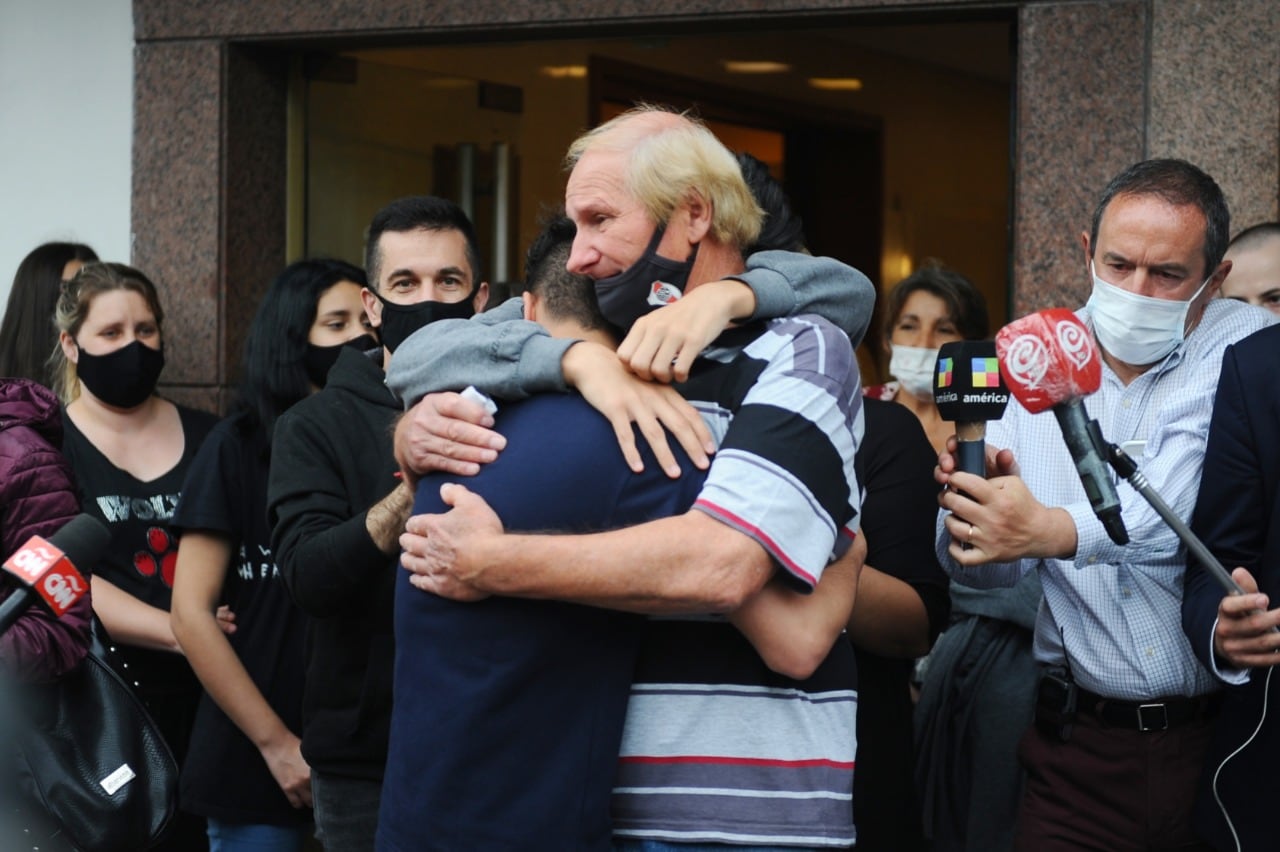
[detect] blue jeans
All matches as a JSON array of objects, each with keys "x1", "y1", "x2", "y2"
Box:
[
  {"x1": 613, "y1": 841, "x2": 827, "y2": 852},
  {"x1": 207, "y1": 819, "x2": 310, "y2": 852}
]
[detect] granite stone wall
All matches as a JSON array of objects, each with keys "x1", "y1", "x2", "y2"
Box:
[{"x1": 130, "y1": 0, "x2": 1280, "y2": 406}]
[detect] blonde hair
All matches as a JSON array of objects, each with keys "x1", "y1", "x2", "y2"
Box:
[
  {"x1": 50, "y1": 262, "x2": 165, "y2": 403},
  {"x1": 566, "y1": 105, "x2": 763, "y2": 249}
]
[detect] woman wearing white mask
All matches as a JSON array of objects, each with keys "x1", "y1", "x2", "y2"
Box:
[
  {"x1": 865, "y1": 262, "x2": 989, "y2": 452},
  {"x1": 882, "y1": 263, "x2": 1040, "y2": 852}
]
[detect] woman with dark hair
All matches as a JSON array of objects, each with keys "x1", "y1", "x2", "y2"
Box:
[
  {"x1": 0, "y1": 241, "x2": 98, "y2": 384},
  {"x1": 169, "y1": 258, "x2": 371, "y2": 852},
  {"x1": 866, "y1": 262, "x2": 990, "y2": 453},
  {"x1": 53, "y1": 260, "x2": 220, "y2": 851}
]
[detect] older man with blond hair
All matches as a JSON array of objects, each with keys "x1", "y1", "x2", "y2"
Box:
[{"x1": 389, "y1": 105, "x2": 874, "y2": 849}]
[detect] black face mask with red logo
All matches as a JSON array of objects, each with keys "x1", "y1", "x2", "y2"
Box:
[{"x1": 593, "y1": 225, "x2": 699, "y2": 332}]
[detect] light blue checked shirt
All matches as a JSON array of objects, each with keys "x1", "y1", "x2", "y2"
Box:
[{"x1": 938, "y1": 299, "x2": 1276, "y2": 700}]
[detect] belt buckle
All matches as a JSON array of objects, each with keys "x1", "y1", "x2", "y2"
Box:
[{"x1": 1137, "y1": 702, "x2": 1168, "y2": 732}]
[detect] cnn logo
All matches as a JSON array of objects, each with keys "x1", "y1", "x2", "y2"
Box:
[{"x1": 6, "y1": 539, "x2": 59, "y2": 584}]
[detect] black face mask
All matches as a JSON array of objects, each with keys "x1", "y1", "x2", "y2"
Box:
[
  {"x1": 75, "y1": 340, "x2": 165, "y2": 409},
  {"x1": 374, "y1": 293, "x2": 475, "y2": 354},
  {"x1": 303, "y1": 333, "x2": 378, "y2": 389},
  {"x1": 593, "y1": 225, "x2": 699, "y2": 333}
]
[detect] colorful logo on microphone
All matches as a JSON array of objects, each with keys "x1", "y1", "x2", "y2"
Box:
[
  {"x1": 936, "y1": 357, "x2": 953, "y2": 388},
  {"x1": 971, "y1": 356, "x2": 1000, "y2": 387}
]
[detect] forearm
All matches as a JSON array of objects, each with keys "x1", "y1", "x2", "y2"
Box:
[
  {"x1": 846, "y1": 566, "x2": 931, "y2": 658},
  {"x1": 386, "y1": 300, "x2": 573, "y2": 405},
  {"x1": 172, "y1": 605, "x2": 294, "y2": 749},
  {"x1": 458, "y1": 512, "x2": 772, "y2": 614},
  {"x1": 277, "y1": 509, "x2": 396, "y2": 617},
  {"x1": 91, "y1": 575, "x2": 181, "y2": 653},
  {"x1": 365, "y1": 482, "x2": 414, "y2": 554},
  {"x1": 734, "y1": 250, "x2": 875, "y2": 342},
  {"x1": 729, "y1": 548, "x2": 859, "y2": 679}
]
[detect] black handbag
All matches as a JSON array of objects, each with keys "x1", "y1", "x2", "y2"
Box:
[{"x1": 5, "y1": 620, "x2": 178, "y2": 851}]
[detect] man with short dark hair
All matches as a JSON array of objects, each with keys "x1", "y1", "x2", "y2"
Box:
[
  {"x1": 378, "y1": 217, "x2": 713, "y2": 851},
  {"x1": 267, "y1": 195, "x2": 487, "y2": 851},
  {"x1": 935, "y1": 158, "x2": 1273, "y2": 850}
]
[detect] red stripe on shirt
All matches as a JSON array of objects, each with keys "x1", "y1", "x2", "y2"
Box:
[{"x1": 693, "y1": 498, "x2": 819, "y2": 588}]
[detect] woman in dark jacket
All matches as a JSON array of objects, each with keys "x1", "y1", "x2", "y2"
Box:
[{"x1": 0, "y1": 377, "x2": 88, "y2": 681}]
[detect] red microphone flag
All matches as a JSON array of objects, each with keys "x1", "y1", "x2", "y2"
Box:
[
  {"x1": 2, "y1": 535, "x2": 88, "y2": 618},
  {"x1": 995, "y1": 308, "x2": 1101, "y2": 414}
]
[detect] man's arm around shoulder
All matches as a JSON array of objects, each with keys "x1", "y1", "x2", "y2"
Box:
[{"x1": 404, "y1": 486, "x2": 771, "y2": 614}]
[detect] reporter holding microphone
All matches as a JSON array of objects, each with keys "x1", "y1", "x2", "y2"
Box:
[{"x1": 934, "y1": 159, "x2": 1270, "y2": 852}]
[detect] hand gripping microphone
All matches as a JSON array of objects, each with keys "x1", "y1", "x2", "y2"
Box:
[
  {"x1": 0, "y1": 514, "x2": 108, "y2": 636},
  {"x1": 933, "y1": 340, "x2": 1010, "y2": 477},
  {"x1": 995, "y1": 309, "x2": 1129, "y2": 545}
]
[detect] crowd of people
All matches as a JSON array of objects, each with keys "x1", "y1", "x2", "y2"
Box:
[{"x1": 1, "y1": 103, "x2": 1279, "y2": 852}]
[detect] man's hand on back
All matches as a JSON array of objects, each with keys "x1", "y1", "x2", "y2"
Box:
[
  {"x1": 400, "y1": 483, "x2": 501, "y2": 603},
  {"x1": 395, "y1": 392, "x2": 507, "y2": 484}
]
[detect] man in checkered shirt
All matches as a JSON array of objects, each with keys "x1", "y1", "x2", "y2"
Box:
[{"x1": 935, "y1": 158, "x2": 1274, "y2": 851}]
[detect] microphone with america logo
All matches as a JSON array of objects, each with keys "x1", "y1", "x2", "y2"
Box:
[
  {"x1": 995, "y1": 308, "x2": 1129, "y2": 545},
  {"x1": 0, "y1": 514, "x2": 108, "y2": 636},
  {"x1": 933, "y1": 339, "x2": 1010, "y2": 478}
]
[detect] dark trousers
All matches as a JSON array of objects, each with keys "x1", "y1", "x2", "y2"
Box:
[
  {"x1": 1014, "y1": 709, "x2": 1214, "y2": 851},
  {"x1": 312, "y1": 771, "x2": 381, "y2": 852}
]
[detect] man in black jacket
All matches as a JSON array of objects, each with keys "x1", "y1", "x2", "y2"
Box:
[
  {"x1": 267, "y1": 196, "x2": 488, "y2": 852},
  {"x1": 1181, "y1": 322, "x2": 1280, "y2": 852}
]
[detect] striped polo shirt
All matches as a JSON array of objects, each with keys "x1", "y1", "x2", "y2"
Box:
[{"x1": 612, "y1": 315, "x2": 864, "y2": 848}]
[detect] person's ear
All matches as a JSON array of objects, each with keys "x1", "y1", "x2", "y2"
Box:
[
  {"x1": 683, "y1": 192, "x2": 713, "y2": 244},
  {"x1": 521, "y1": 290, "x2": 537, "y2": 323},
  {"x1": 59, "y1": 330, "x2": 79, "y2": 364},
  {"x1": 472, "y1": 281, "x2": 490, "y2": 314},
  {"x1": 1080, "y1": 229, "x2": 1093, "y2": 268},
  {"x1": 360, "y1": 287, "x2": 383, "y2": 328},
  {"x1": 1206, "y1": 260, "x2": 1232, "y2": 298}
]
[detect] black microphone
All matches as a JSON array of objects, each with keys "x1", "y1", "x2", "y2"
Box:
[
  {"x1": 933, "y1": 340, "x2": 1010, "y2": 477},
  {"x1": 0, "y1": 514, "x2": 108, "y2": 636}
]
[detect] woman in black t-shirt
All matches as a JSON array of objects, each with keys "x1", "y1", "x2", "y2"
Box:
[
  {"x1": 169, "y1": 259, "x2": 372, "y2": 852},
  {"x1": 53, "y1": 261, "x2": 220, "y2": 851}
]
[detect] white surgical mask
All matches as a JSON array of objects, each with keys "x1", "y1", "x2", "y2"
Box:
[
  {"x1": 888, "y1": 344, "x2": 940, "y2": 400},
  {"x1": 1086, "y1": 261, "x2": 1211, "y2": 366}
]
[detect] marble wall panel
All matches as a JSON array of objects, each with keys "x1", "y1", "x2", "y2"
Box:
[
  {"x1": 1012, "y1": 1, "x2": 1147, "y2": 317},
  {"x1": 1149, "y1": 0, "x2": 1280, "y2": 230},
  {"x1": 133, "y1": 41, "x2": 223, "y2": 406}
]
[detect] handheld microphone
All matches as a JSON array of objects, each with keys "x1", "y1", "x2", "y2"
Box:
[
  {"x1": 0, "y1": 514, "x2": 107, "y2": 636},
  {"x1": 995, "y1": 309, "x2": 1129, "y2": 545},
  {"x1": 933, "y1": 340, "x2": 1010, "y2": 477}
]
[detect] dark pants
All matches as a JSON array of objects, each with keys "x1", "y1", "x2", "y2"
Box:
[
  {"x1": 312, "y1": 771, "x2": 381, "y2": 852},
  {"x1": 1014, "y1": 709, "x2": 1214, "y2": 851}
]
